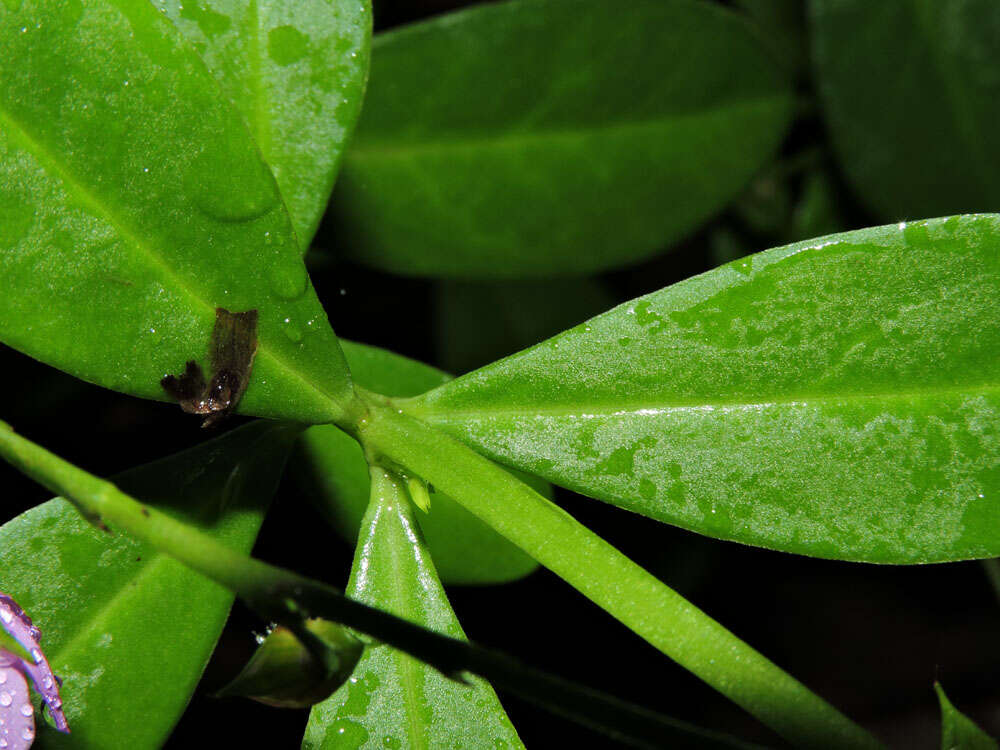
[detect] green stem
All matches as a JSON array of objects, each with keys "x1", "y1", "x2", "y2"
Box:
[
  {"x1": 361, "y1": 401, "x2": 883, "y2": 750},
  {"x1": 0, "y1": 420, "x2": 758, "y2": 750}
]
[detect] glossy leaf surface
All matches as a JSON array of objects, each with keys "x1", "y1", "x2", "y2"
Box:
[
  {"x1": 156, "y1": 0, "x2": 371, "y2": 247},
  {"x1": 811, "y1": 0, "x2": 1000, "y2": 220},
  {"x1": 936, "y1": 684, "x2": 998, "y2": 750},
  {"x1": 295, "y1": 341, "x2": 540, "y2": 584},
  {"x1": 304, "y1": 469, "x2": 523, "y2": 749},
  {"x1": 0, "y1": 0, "x2": 352, "y2": 424},
  {"x1": 331, "y1": 0, "x2": 793, "y2": 277},
  {"x1": 0, "y1": 421, "x2": 298, "y2": 748},
  {"x1": 405, "y1": 216, "x2": 1000, "y2": 563}
]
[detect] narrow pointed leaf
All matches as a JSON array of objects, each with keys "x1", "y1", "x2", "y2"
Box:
[
  {"x1": 0, "y1": 0, "x2": 353, "y2": 424},
  {"x1": 811, "y1": 0, "x2": 1000, "y2": 219},
  {"x1": 156, "y1": 0, "x2": 372, "y2": 248},
  {"x1": 304, "y1": 468, "x2": 524, "y2": 749},
  {"x1": 936, "y1": 683, "x2": 998, "y2": 750},
  {"x1": 404, "y1": 216, "x2": 1000, "y2": 563},
  {"x1": 331, "y1": 0, "x2": 793, "y2": 277},
  {"x1": 295, "y1": 341, "x2": 540, "y2": 584},
  {"x1": 0, "y1": 421, "x2": 298, "y2": 748}
]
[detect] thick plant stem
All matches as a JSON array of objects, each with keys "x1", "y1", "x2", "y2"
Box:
[
  {"x1": 0, "y1": 420, "x2": 757, "y2": 750},
  {"x1": 361, "y1": 401, "x2": 883, "y2": 750}
]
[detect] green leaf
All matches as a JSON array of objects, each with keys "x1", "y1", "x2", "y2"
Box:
[
  {"x1": 359, "y1": 402, "x2": 881, "y2": 749},
  {"x1": 330, "y1": 0, "x2": 793, "y2": 278},
  {"x1": 217, "y1": 619, "x2": 363, "y2": 709},
  {"x1": 0, "y1": 421, "x2": 297, "y2": 748},
  {"x1": 295, "y1": 340, "x2": 540, "y2": 584},
  {"x1": 304, "y1": 468, "x2": 523, "y2": 749},
  {"x1": 936, "y1": 683, "x2": 998, "y2": 750},
  {"x1": 155, "y1": 0, "x2": 372, "y2": 248},
  {"x1": 810, "y1": 0, "x2": 1000, "y2": 219},
  {"x1": 0, "y1": 0, "x2": 354, "y2": 424},
  {"x1": 403, "y1": 216, "x2": 1000, "y2": 564}
]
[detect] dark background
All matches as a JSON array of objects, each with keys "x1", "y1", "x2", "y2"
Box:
[{"x1": 1, "y1": 1, "x2": 997, "y2": 748}]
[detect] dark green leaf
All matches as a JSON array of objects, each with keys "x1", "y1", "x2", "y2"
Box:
[
  {"x1": 295, "y1": 341, "x2": 540, "y2": 584},
  {"x1": 811, "y1": 0, "x2": 1000, "y2": 219},
  {"x1": 936, "y1": 683, "x2": 998, "y2": 750},
  {"x1": 0, "y1": 0, "x2": 352, "y2": 424},
  {"x1": 330, "y1": 0, "x2": 793, "y2": 277},
  {"x1": 156, "y1": 0, "x2": 372, "y2": 248},
  {"x1": 217, "y1": 619, "x2": 363, "y2": 709},
  {"x1": 0, "y1": 421, "x2": 297, "y2": 748},
  {"x1": 403, "y1": 216, "x2": 1000, "y2": 563},
  {"x1": 303, "y1": 469, "x2": 523, "y2": 749}
]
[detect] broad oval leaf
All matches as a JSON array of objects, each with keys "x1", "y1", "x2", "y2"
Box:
[
  {"x1": 403, "y1": 215, "x2": 1000, "y2": 563},
  {"x1": 811, "y1": 0, "x2": 1000, "y2": 220},
  {"x1": 294, "y1": 340, "x2": 540, "y2": 584},
  {"x1": 936, "y1": 683, "x2": 998, "y2": 750},
  {"x1": 0, "y1": 0, "x2": 351, "y2": 424},
  {"x1": 303, "y1": 470, "x2": 523, "y2": 749},
  {"x1": 0, "y1": 421, "x2": 298, "y2": 748},
  {"x1": 156, "y1": 0, "x2": 372, "y2": 248},
  {"x1": 329, "y1": 0, "x2": 793, "y2": 278}
]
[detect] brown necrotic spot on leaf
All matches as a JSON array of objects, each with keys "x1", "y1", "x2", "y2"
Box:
[{"x1": 161, "y1": 308, "x2": 258, "y2": 428}]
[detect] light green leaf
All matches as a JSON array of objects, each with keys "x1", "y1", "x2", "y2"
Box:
[
  {"x1": 810, "y1": 0, "x2": 1000, "y2": 219},
  {"x1": 403, "y1": 216, "x2": 1000, "y2": 563},
  {"x1": 936, "y1": 683, "x2": 998, "y2": 750},
  {"x1": 0, "y1": 0, "x2": 353, "y2": 424},
  {"x1": 295, "y1": 341, "x2": 540, "y2": 584},
  {"x1": 330, "y1": 0, "x2": 793, "y2": 278},
  {"x1": 155, "y1": 0, "x2": 372, "y2": 248},
  {"x1": 0, "y1": 421, "x2": 297, "y2": 748},
  {"x1": 303, "y1": 468, "x2": 523, "y2": 749}
]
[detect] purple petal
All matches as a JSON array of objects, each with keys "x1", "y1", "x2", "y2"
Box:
[
  {"x1": 0, "y1": 595, "x2": 68, "y2": 733},
  {"x1": 0, "y1": 651, "x2": 36, "y2": 749}
]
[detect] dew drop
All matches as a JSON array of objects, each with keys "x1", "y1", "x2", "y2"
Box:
[
  {"x1": 0, "y1": 673, "x2": 6, "y2": 685},
  {"x1": 186, "y1": 150, "x2": 279, "y2": 223},
  {"x1": 0, "y1": 738, "x2": 7, "y2": 748},
  {"x1": 21, "y1": 727, "x2": 32, "y2": 741},
  {"x1": 282, "y1": 321, "x2": 303, "y2": 343},
  {"x1": 0, "y1": 693, "x2": 10, "y2": 707},
  {"x1": 268, "y1": 260, "x2": 307, "y2": 300},
  {"x1": 19, "y1": 704, "x2": 31, "y2": 718}
]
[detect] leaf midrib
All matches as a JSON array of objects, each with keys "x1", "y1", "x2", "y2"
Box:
[
  {"x1": 386, "y1": 499, "x2": 429, "y2": 750},
  {"x1": 410, "y1": 381, "x2": 1000, "y2": 423},
  {"x1": 0, "y1": 104, "x2": 340, "y2": 414},
  {"x1": 346, "y1": 94, "x2": 788, "y2": 160}
]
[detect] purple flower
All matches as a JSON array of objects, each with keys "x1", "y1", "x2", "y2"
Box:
[{"x1": 0, "y1": 593, "x2": 69, "y2": 748}]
